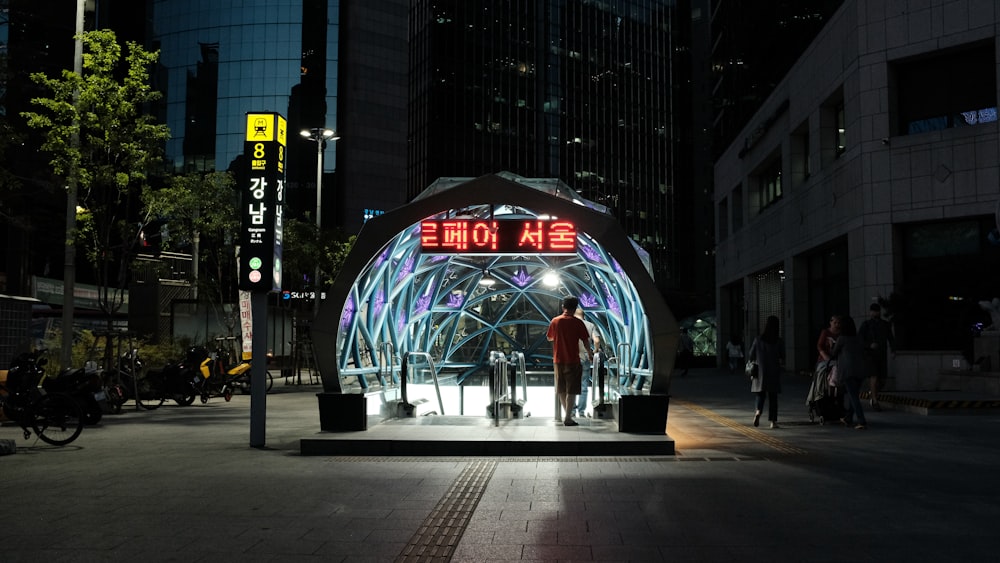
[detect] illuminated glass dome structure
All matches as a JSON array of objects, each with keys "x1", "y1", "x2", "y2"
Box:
[{"x1": 312, "y1": 173, "x2": 679, "y2": 401}]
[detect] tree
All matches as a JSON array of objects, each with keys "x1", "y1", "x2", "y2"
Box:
[
  {"x1": 141, "y1": 171, "x2": 239, "y2": 306},
  {"x1": 21, "y1": 30, "x2": 170, "y2": 328},
  {"x1": 281, "y1": 218, "x2": 355, "y2": 298}
]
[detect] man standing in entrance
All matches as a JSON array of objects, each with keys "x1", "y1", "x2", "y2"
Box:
[{"x1": 547, "y1": 296, "x2": 593, "y2": 426}]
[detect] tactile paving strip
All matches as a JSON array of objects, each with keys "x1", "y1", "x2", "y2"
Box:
[
  {"x1": 395, "y1": 459, "x2": 497, "y2": 562},
  {"x1": 672, "y1": 398, "x2": 808, "y2": 455}
]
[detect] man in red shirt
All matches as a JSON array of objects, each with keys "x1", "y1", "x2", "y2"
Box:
[{"x1": 546, "y1": 297, "x2": 593, "y2": 426}]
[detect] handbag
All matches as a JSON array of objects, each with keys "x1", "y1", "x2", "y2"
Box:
[
  {"x1": 745, "y1": 359, "x2": 759, "y2": 379},
  {"x1": 827, "y1": 364, "x2": 841, "y2": 387}
]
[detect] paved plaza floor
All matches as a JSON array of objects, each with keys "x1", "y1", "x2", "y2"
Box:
[{"x1": 2, "y1": 367, "x2": 998, "y2": 562}]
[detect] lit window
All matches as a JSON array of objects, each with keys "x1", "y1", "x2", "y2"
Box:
[{"x1": 835, "y1": 103, "x2": 846, "y2": 156}]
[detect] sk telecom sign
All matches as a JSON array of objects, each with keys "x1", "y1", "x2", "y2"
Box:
[
  {"x1": 420, "y1": 219, "x2": 577, "y2": 254},
  {"x1": 239, "y1": 112, "x2": 286, "y2": 292}
]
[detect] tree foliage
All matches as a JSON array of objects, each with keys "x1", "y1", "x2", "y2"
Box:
[
  {"x1": 21, "y1": 30, "x2": 170, "y2": 320},
  {"x1": 281, "y1": 218, "x2": 355, "y2": 293},
  {"x1": 141, "y1": 171, "x2": 240, "y2": 304}
]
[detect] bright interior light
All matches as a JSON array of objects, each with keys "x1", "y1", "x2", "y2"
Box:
[
  {"x1": 479, "y1": 271, "x2": 497, "y2": 286},
  {"x1": 543, "y1": 270, "x2": 560, "y2": 287}
]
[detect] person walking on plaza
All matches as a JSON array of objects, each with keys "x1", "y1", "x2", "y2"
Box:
[
  {"x1": 817, "y1": 315, "x2": 841, "y2": 363},
  {"x1": 749, "y1": 315, "x2": 784, "y2": 429},
  {"x1": 573, "y1": 308, "x2": 601, "y2": 418},
  {"x1": 546, "y1": 297, "x2": 593, "y2": 426},
  {"x1": 726, "y1": 336, "x2": 744, "y2": 374},
  {"x1": 677, "y1": 328, "x2": 694, "y2": 377},
  {"x1": 830, "y1": 315, "x2": 868, "y2": 429},
  {"x1": 859, "y1": 303, "x2": 895, "y2": 411}
]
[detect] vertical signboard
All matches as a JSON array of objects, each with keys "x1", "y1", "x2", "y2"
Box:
[
  {"x1": 238, "y1": 290, "x2": 253, "y2": 360},
  {"x1": 239, "y1": 112, "x2": 286, "y2": 292}
]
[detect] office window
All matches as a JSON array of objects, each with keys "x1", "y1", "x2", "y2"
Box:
[
  {"x1": 718, "y1": 197, "x2": 729, "y2": 240},
  {"x1": 791, "y1": 120, "x2": 810, "y2": 186},
  {"x1": 731, "y1": 183, "x2": 743, "y2": 231},
  {"x1": 835, "y1": 103, "x2": 846, "y2": 156},
  {"x1": 821, "y1": 86, "x2": 845, "y2": 166},
  {"x1": 757, "y1": 159, "x2": 782, "y2": 210},
  {"x1": 893, "y1": 41, "x2": 997, "y2": 135}
]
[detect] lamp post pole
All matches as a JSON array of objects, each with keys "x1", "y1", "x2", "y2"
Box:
[
  {"x1": 61, "y1": 0, "x2": 86, "y2": 367},
  {"x1": 299, "y1": 128, "x2": 339, "y2": 320}
]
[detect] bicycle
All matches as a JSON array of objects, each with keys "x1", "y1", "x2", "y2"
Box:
[
  {"x1": 1, "y1": 351, "x2": 85, "y2": 446},
  {"x1": 107, "y1": 350, "x2": 179, "y2": 410}
]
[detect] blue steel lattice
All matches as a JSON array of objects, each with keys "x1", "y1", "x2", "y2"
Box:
[{"x1": 335, "y1": 205, "x2": 651, "y2": 389}]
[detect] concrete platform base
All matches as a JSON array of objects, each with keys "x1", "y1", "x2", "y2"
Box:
[{"x1": 300, "y1": 415, "x2": 674, "y2": 456}]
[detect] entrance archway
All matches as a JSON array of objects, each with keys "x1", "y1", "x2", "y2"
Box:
[{"x1": 312, "y1": 173, "x2": 679, "y2": 422}]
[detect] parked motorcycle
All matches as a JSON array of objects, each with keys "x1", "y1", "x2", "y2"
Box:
[
  {"x1": 42, "y1": 362, "x2": 107, "y2": 425},
  {"x1": 148, "y1": 352, "x2": 200, "y2": 407},
  {"x1": 186, "y1": 345, "x2": 233, "y2": 404},
  {"x1": 209, "y1": 340, "x2": 272, "y2": 395},
  {"x1": 4, "y1": 350, "x2": 48, "y2": 396},
  {"x1": 2, "y1": 350, "x2": 85, "y2": 446}
]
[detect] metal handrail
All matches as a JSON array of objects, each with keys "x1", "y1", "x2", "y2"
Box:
[
  {"x1": 614, "y1": 342, "x2": 632, "y2": 393},
  {"x1": 404, "y1": 352, "x2": 444, "y2": 415},
  {"x1": 511, "y1": 351, "x2": 527, "y2": 406},
  {"x1": 378, "y1": 341, "x2": 396, "y2": 387},
  {"x1": 594, "y1": 351, "x2": 608, "y2": 407},
  {"x1": 489, "y1": 351, "x2": 508, "y2": 427}
]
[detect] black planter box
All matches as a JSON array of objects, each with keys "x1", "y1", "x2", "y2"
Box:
[
  {"x1": 317, "y1": 392, "x2": 367, "y2": 431},
  {"x1": 615, "y1": 394, "x2": 669, "y2": 434}
]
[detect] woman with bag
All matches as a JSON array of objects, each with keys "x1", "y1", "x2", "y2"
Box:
[
  {"x1": 749, "y1": 315, "x2": 784, "y2": 428},
  {"x1": 829, "y1": 315, "x2": 868, "y2": 429},
  {"x1": 815, "y1": 315, "x2": 841, "y2": 384}
]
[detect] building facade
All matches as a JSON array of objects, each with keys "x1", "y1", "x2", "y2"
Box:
[
  {"x1": 1, "y1": 0, "x2": 79, "y2": 295},
  {"x1": 150, "y1": 0, "x2": 409, "y2": 234},
  {"x1": 151, "y1": 1, "x2": 337, "y2": 186},
  {"x1": 715, "y1": 0, "x2": 1000, "y2": 375},
  {"x1": 709, "y1": 0, "x2": 844, "y2": 157},
  {"x1": 408, "y1": 0, "x2": 699, "y2": 304}
]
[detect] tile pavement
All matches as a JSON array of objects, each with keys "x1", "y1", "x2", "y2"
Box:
[{"x1": 2, "y1": 368, "x2": 998, "y2": 562}]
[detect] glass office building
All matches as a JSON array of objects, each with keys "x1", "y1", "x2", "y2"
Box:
[
  {"x1": 150, "y1": 0, "x2": 411, "y2": 234},
  {"x1": 409, "y1": 0, "x2": 687, "y2": 293},
  {"x1": 151, "y1": 0, "x2": 338, "y2": 196}
]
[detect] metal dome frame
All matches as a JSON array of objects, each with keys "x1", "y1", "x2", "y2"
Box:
[{"x1": 312, "y1": 173, "x2": 679, "y2": 396}]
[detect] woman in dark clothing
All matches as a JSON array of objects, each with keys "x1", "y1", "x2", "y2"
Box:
[
  {"x1": 749, "y1": 315, "x2": 784, "y2": 428},
  {"x1": 830, "y1": 315, "x2": 868, "y2": 429}
]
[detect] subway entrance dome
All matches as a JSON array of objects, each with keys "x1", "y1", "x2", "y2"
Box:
[{"x1": 311, "y1": 173, "x2": 678, "y2": 432}]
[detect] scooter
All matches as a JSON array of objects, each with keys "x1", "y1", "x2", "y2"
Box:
[
  {"x1": 187, "y1": 345, "x2": 233, "y2": 404},
  {"x1": 210, "y1": 340, "x2": 272, "y2": 395}
]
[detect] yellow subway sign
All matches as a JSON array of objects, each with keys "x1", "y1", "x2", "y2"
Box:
[
  {"x1": 240, "y1": 112, "x2": 286, "y2": 292},
  {"x1": 245, "y1": 113, "x2": 287, "y2": 144}
]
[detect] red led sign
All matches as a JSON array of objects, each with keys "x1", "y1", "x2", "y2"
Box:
[{"x1": 420, "y1": 219, "x2": 577, "y2": 254}]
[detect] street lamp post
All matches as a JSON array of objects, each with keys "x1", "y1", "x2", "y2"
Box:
[{"x1": 299, "y1": 127, "x2": 339, "y2": 319}]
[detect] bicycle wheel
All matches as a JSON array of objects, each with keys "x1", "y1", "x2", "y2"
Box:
[
  {"x1": 137, "y1": 378, "x2": 166, "y2": 410},
  {"x1": 32, "y1": 393, "x2": 84, "y2": 446},
  {"x1": 244, "y1": 372, "x2": 275, "y2": 394},
  {"x1": 174, "y1": 390, "x2": 196, "y2": 406}
]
